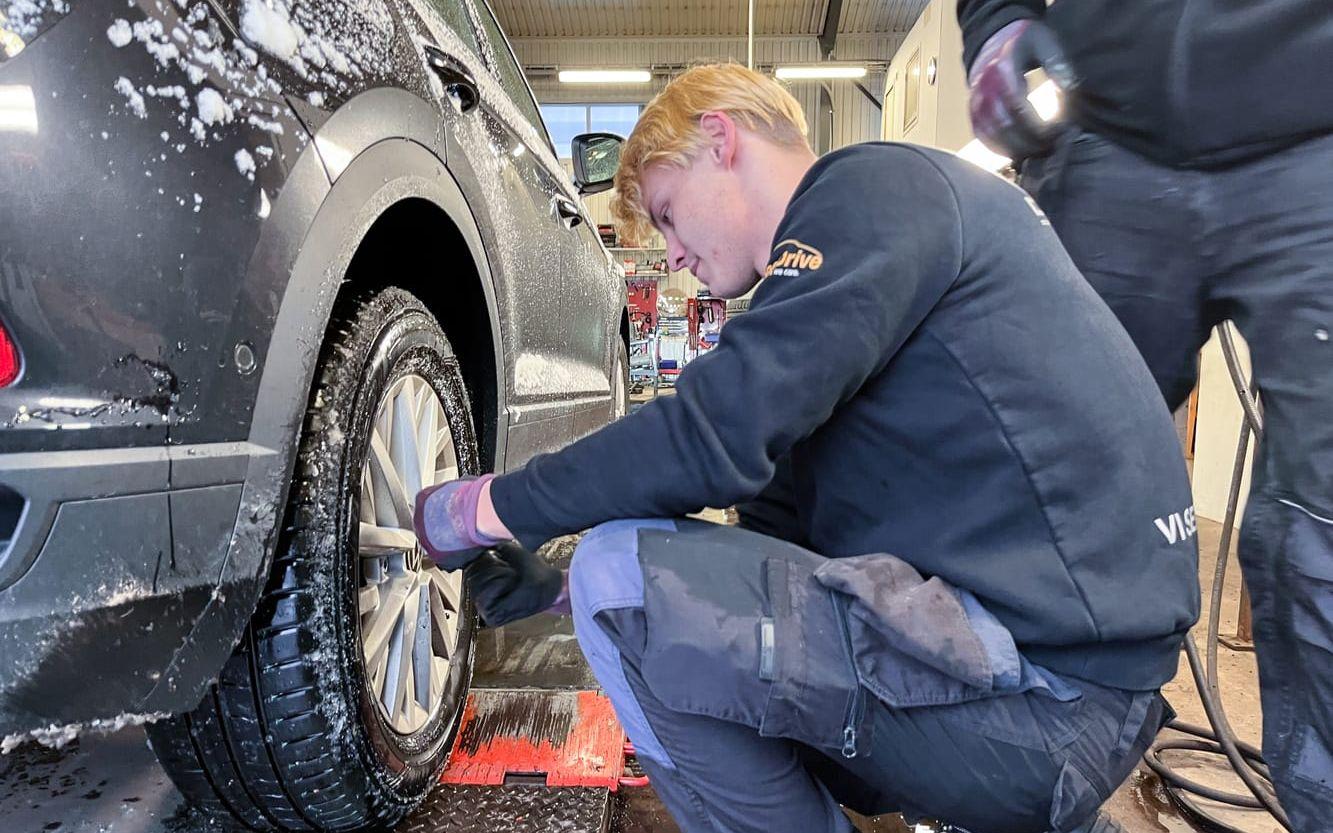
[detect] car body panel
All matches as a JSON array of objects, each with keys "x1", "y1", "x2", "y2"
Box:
[{"x1": 0, "y1": 0, "x2": 626, "y2": 736}]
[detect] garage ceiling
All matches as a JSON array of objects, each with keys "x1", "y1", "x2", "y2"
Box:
[{"x1": 489, "y1": 0, "x2": 929, "y2": 39}]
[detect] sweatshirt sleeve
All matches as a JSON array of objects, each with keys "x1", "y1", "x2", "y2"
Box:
[
  {"x1": 956, "y1": 0, "x2": 1045, "y2": 72},
  {"x1": 490, "y1": 145, "x2": 964, "y2": 550}
]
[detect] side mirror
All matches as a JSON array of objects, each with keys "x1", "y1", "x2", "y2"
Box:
[{"x1": 572, "y1": 132, "x2": 623, "y2": 195}]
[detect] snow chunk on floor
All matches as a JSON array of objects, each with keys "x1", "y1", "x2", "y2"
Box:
[
  {"x1": 234, "y1": 148, "x2": 256, "y2": 178},
  {"x1": 106, "y1": 18, "x2": 132, "y2": 47},
  {"x1": 196, "y1": 87, "x2": 232, "y2": 125},
  {"x1": 240, "y1": 0, "x2": 299, "y2": 61},
  {"x1": 113, "y1": 76, "x2": 147, "y2": 118}
]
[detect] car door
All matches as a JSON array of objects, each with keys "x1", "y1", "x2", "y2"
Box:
[
  {"x1": 464, "y1": 0, "x2": 618, "y2": 429},
  {"x1": 408, "y1": 0, "x2": 611, "y2": 461}
]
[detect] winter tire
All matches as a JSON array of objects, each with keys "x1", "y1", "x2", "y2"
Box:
[{"x1": 148, "y1": 287, "x2": 478, "y2": 831}]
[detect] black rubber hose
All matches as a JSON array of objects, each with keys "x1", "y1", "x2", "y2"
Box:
[{"x1": 1145, "y1": 323, "x2": 1290, "y2": 831}]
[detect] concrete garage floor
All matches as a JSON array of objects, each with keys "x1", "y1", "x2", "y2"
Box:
[{"x1": 0, "y1": 509, "x2": 1276, "y2": 833}]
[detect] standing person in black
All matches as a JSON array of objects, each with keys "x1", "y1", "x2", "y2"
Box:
[{"x1": 958, "y1": 2, "x2": 1333, "y2": 828}]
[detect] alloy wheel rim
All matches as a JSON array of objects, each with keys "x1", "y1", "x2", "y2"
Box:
[{"x1": 357, "y1": 373, "x2": 463, "y2": 735}]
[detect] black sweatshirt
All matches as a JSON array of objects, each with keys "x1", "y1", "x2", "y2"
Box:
[
  {"x1": 957, "y1": 0, "x2": 1333, "y2": 168},
  {"x1": 492, "y1": 144, "x2": 1199, "y2": 691}
]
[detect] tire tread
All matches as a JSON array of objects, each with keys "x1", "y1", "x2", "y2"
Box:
[{"x1": 151, "y1": 288, "x2": 476, "y2": 831}]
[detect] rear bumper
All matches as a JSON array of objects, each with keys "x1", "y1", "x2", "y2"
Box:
[{"x1": 0, "y1": 443, "x2": 263, "y2": 735}]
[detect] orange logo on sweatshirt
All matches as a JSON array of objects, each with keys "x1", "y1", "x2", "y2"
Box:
[{"x1": 765, "y1": 239, "x2": 824, "y2": 277}]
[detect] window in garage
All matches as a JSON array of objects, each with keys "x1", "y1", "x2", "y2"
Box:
[
  {"x1": 543, "y1": 105, "x2": 589, "y2": 159},
  {"x1": 540, "y1": 104, "x2": 643, "y2": 159}
]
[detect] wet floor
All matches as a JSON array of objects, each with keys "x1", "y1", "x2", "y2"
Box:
[{"x1": 0, "y1": 726, "x2": 224, "y2": 833}]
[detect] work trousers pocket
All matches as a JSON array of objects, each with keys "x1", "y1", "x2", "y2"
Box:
[
  {"x1": 760, "y1": 555, "x2": 873, "y2": 755},
  {"x1": 634, "y1": 523, "x2": 868, "y2": 755},
  {"x1": 813, "y1": 553, "x2": 1050, "y2": 709}
]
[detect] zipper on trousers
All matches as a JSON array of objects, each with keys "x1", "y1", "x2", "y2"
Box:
[{"x1": 828, "y1": 589, "x2": 866, "y2": 758}]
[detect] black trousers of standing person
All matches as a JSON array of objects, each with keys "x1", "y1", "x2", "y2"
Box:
[{"x1": 1021, "y1": 129, "x2": 1333, "y2": 830}]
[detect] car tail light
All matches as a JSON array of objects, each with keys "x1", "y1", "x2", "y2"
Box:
[{"x1": 0, "y1": 320, "x2": 19, "y2": 387}]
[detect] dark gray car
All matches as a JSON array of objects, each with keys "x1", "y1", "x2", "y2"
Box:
[{"x1": 0, "y1": 0, "x2": 629, "y2": 826}]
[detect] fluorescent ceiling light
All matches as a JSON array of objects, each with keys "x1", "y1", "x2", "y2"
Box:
[
  {"x1": 559, "y1": 70, "x2": 651, "y2": 84},
  {"x1": 775, "y1": 65, "x2": 867, "y2": 80},
  {"x1": 957, "y1": 81, "x2": 1062, "y2": 172}
]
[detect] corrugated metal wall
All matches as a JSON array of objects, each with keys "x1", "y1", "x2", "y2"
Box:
[{"x1": 523, "y1": 34, "x2": 903, "y2": 294}]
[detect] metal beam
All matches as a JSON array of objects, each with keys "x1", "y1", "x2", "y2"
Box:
[
  {"x1": 818, "y1": 0, "x2": 846, "y2": 59},
  {"x1": 853, "y1": 80, "x2": 882, "y2": 110}
]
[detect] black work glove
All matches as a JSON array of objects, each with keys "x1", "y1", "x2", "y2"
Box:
[
  {"x1": 464, "y1": 541, "x2": 568, "y2": 627},
  {"x1": 967, "y1": 19, "x2": 1080, "y2": 161}
]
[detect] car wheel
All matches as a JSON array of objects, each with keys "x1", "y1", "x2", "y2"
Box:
[
  {"x1": 613, "y1": 337, "x2": 629, "y2": 420},
  {"x1": 148, "y1": 287, "x2": 478, "y2": 831}
]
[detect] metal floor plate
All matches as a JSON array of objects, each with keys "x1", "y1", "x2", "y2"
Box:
[{"x1": 397, "y1": 785, "x2": 611, "y2": 833}]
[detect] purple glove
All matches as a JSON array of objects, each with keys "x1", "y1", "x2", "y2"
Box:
[
  {"x1": 413, "y1": 474, "x2": 506, "y2": 571},
  {"x1": 967, "y1": 19, "x2": 1078, "y2": 162}
]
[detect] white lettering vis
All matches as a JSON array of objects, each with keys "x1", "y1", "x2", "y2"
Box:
[{"x1": 1155, "y1": 507, "x2": 1198, "y2": 545}]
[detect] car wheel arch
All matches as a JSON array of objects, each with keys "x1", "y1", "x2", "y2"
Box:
[
  {"x1": 151, "y1": 138, "x2": 505, "y2": 715},
  {"x1": 252, "y1": 136, "x2": 506, "y2": 594}
]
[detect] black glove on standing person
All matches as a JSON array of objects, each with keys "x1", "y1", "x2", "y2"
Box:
[{"x1": 967, "y1": 19, "x2": 1079, "y2": 161}]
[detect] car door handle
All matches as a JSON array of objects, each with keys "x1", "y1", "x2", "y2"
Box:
[
  {"x1": 423, "y1": 45, "x2": 479, "y2": 113},
  {"x1": 551, "y1": 196, "x2": 583, "y2": 229}
]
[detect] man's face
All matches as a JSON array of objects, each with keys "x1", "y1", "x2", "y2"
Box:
[{"x1": 641, "y1": 158, "x2": 761, "y2": 299}]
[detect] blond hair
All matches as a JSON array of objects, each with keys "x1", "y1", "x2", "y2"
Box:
[{"x1": 610, "y1": 63, "x2": 809, "y2": 242}]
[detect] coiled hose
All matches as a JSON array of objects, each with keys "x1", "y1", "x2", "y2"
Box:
[{"x1": 1141, "y1": 323, "x2": 1290, "y2": 832}]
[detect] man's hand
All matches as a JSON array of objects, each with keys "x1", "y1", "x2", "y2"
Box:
[
  {"x1": 967, "y1": 19, "x2": 1078, "y2": 161},
  {"x1": 465, "y1": 542, "x2": 568, "y2": 627},
  {"x1": 413, "y1": 474, "x2": 505, "y2": 571}
]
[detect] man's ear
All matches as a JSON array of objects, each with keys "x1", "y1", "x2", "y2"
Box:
[{"x1": 697, "y1": 111, "x2": 738, "y2": 169}]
